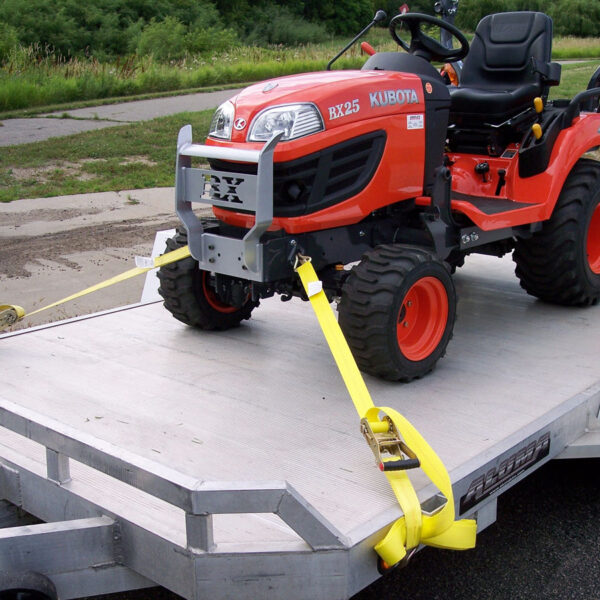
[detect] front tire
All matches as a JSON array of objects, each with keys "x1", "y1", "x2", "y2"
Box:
[
  {"x1": 338, "y1": 245, "x2": 456, "y2": 382},
  {"x1": 157, "y1": 229, "x2": 258, "y2": 330},
  {"x1": 513, "y1": 158, "x2": 600, "y2": 306}
]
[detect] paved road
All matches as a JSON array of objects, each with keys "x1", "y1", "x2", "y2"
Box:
[
  {"x1": 353, "y1": 458, "x2": 600, "y2": 600},
  {"x1": 0, "y1": 89, "x2": 241, "y2": 146}
]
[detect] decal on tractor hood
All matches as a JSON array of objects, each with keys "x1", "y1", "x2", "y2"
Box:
[
  {"x1": 407, "y1": 114, "x2": 424, "y2": 130},
  {"x1": 370, "y1": 88, "x2": 419, "y2": 108},
  {"x1": 328, "y1": 98, "x2": 360, "y2": 121}
]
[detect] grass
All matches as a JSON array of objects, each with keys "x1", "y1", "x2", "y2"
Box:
[
  {"x1": 1, "y1": 59, "x2": 599, "y2": 204},
  {"x1": 553, "y1": 36, "x2": 600, "y2": 60},
  {"x1": 1, "y1": 30, "x2": 599, "y2": 114},
  {"x1": 549, "y1": 61, "x2": 599, "y2": 99},
  {"x1": 0, "y1": 42, "x2": 367, "y2": 113},
  {"x1": 0, "y1": 111, "x2": 212, "y2": 202}
]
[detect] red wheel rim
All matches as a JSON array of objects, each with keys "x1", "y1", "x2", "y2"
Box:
[
  {"x1": 587, "y1": 203, "x2": 600, "y2": 274},
  {"x1": 201, "y1": 272, "x2": 238, "y2": 314},
  {"x1": 396, "y1": 277, "x2": 449, "y2": 361}
]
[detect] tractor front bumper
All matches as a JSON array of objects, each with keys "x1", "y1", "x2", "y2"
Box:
[{"x1": 175, "y1": 125, "x2": 282, "y2": 282}]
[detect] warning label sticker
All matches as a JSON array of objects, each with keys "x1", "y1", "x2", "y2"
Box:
[{"x1": 407, "y1": 114, "x2": 424, "y2": 130}]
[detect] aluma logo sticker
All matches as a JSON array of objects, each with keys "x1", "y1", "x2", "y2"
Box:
[
  {"x1": 459, "y1": 431, "x2": 550, "y2": 514},
  {"x1": 370, "y1": 89, "x2": 419, "y2": 108}
]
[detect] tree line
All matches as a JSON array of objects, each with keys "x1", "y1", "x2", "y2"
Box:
[{"x1": 0, "y1": 0, "x2": 597, "y2": 62}]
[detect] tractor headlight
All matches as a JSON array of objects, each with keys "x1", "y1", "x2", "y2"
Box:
[
  {"x1": 248, "y1": 103, "x2": 324, "y2": 142},
  {"x1": 209, "y1": 101, "x2": 235, "y2": 140}
]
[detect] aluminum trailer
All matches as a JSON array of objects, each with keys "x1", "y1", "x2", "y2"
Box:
[{"x1": 0, "y1": 253, "x2": 599, "y2": 600}]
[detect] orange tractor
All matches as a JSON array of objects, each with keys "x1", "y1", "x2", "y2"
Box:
[{"x1": 159, "y1": 11, "x2": 600, "y2": 381}]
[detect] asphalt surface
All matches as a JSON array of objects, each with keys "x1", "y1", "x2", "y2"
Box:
[
  {"x1": 353, "y1": 459, "x2": 600, "y2": 600},
  {"x1": 3, "y1": 91, "x2": 600, "y2": 600},
  {"x1": 0, "y1": 89, "x2": 241, "y2": 146}
]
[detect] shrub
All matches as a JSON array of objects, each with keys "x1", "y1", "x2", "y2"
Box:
[
  {"x1": 244, "y1": 4, "x2": 330, "y2": 46},
  {"x1": 455, "y1": 0, "x2": 508, "y2": 30},
  {"x1": 552, "y1": 0, "x2": 600, "y2": 37},
  {"x1": 136, "y1": 17, "x2": 187, "y2": 60},
  {"x1": 456, "y1": 0, "x2": 600, "y2": 36},
  {"x1": 302, "y1": 0, "x2": 374, "y2": 36},
  {"x1": 185, "y1": 24, "x2": 239, "y2": 55},
  {"x1": 0, "y1": 22, "x2": 19, "y2": 64}
]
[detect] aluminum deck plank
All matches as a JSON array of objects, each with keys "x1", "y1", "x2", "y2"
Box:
[{"x1": 1, "y1": 255, "x2": 599, "y2": 547}]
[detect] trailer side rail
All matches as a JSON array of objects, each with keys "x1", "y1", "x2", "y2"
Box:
[{"x1": 0, "y1": 398, "x2": 347, "y2": 553}]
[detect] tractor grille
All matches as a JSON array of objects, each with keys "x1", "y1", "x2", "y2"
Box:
[{"x1": 209, "y1": 131, "x2": 386, "y2": 218}]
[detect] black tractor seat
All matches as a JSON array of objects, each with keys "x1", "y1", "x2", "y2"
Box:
[{"x1": 449, "y1": 12, "x2": 561, "y2": 125}]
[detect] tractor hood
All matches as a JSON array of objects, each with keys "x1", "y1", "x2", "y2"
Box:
[{"x1": 222, "y1": 69, "x2": 426, "y2": 143}]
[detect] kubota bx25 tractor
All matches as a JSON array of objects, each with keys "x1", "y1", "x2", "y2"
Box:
[{"x1": 158, "y1": 11, "x2": 600, "y2": 381}]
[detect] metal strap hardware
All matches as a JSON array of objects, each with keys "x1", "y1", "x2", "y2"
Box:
[{"x1": 361, "y1": 417, "x2": 420, "y2": 472}]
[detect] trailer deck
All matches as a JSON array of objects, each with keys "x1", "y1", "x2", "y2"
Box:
[{"x1": 0, "y1": 254, "x2": 599, "y2": 599}]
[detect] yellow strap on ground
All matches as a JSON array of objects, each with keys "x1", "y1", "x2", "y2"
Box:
[
  {"x1": 0, "y1": 245, "x2": 191, "y2": 330},
  {"x1": 295, "y1": 259, "x2": 476, "y2": 567}
]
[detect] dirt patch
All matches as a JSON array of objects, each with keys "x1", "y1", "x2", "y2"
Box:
[
  {"x1": 7, "y1": 156, "x2": 157, "y2": 185},
  {"x1": 119, "y1": 156, "x2": 158, "y2": 167},
  {"x1": 8, "y1": 160, "x2": 103, "y2": 184},
  {"x1": 1, "y1": 207, "x2": 104, "y2": 227},
  {"x1": 0, "y1": 217, "x2": 180, "y2": 278}
]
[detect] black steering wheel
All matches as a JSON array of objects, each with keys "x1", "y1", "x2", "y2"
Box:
[{"x1": 390, "y1": 13, "x2": 469, "y2": 63}]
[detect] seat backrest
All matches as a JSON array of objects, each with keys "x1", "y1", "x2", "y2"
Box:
[{"x1": 460, "y1": 12, "x2": 553, "y2": 92}]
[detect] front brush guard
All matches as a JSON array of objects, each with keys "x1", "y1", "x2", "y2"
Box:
[{"x1": 175, "y1": 126, "x2": 282, "y2": 282}]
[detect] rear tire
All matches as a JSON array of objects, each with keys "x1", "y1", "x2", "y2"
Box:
[
  {"x1": 157, "y1": 229, "x2": 258, "y2": 330},
  {"x1": 513, "y1": 158, "x2": 600, "y2": 306},
  {"x1": 338, "y1": 245, "x2": 456, "y2": 382}
]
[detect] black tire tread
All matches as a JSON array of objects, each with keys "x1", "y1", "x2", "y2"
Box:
[
  {"x1": 157, "y1": 229, "x2": 257, "y2": 330},
  {"x1": 338, "y1": 244, "x2": 455, "y2": 382},
  {"x1": 513, "y1": 159, "x2": 600, "y2": 306}
]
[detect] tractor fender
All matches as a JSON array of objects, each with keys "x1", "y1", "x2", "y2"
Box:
[{"x1": 512, "y1": 112, "x2": 600, "y2": 221}]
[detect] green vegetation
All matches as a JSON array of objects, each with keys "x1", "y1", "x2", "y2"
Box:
[
  {"x1": 1, "y1": 0, "x2": 600, "y2": 113},
  {"x1": 548, "y1": 61, "x2": 599, "y2": 99},
  {"x1": 1, "y1": 60, "x2": 597, "y2": 204},
  {"x1": 2, "y1": 31, "x2": 600, "y2": 114},
  {"x1": 1, "y1": 0, "x2": 599, "y2": 62},
  {"x1": 0, "y1": 0, "x2": 375, "y2": 59},
  {"x1": 456, "y1": 0, "x2": 600, "y2": 36},
  {"x1": 0, "y1": 45, "x2": 365, "y2": 113}
]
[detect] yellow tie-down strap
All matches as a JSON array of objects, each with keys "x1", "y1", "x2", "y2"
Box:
[
  {"x1": 295, "y1": 257, "x2": 476, "y2": 569},
  {"x1": 0, "y1": 246, "x2": 191, "y2": 330}
]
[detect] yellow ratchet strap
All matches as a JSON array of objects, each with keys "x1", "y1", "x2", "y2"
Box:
[
  {"x1": 0, "y1": 246, "x2": 191, "y2": 330},
  {"x1": 295, "y1": 256, "x2": 476, "y2": 568}
]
